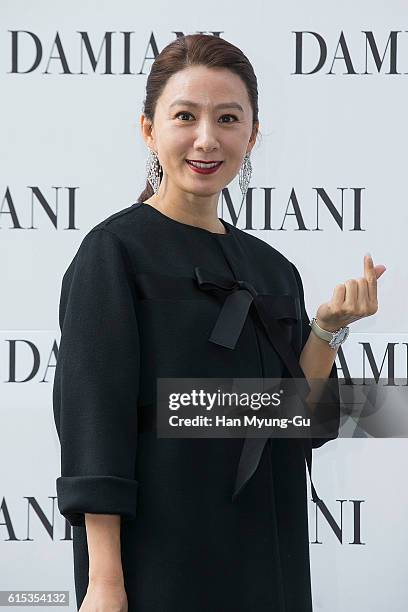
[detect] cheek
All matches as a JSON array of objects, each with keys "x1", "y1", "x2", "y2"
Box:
[{"x1": 167, "y1": 141, "x2": 191, "y2": 164}]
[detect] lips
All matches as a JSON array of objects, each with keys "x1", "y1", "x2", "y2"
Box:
[
  {"x1": 186, "y1": 160, "x2": 223, "y2": 166},
  {"x1": 185, "y1": 159, "x2": 223, "y2": 174}
]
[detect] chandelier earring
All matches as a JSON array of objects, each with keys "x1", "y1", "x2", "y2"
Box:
[
  {"x1": 238, "y1": 152, "x2": 252, "y2": 206},
  {"x1": 146, "y1": 148, "x2": 162, "y2": 194}
]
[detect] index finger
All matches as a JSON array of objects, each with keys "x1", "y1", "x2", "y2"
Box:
[{"x1": 364, "y1": 253, "x2": 377, "y2": 302}]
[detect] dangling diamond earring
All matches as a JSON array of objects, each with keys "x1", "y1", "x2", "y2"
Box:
[
  {"x1": 146, "y1": 148, "x2": 162, "y2": 194},
  {"x1": 238, "y1": 152, "x2": 252, "y2": 206}
]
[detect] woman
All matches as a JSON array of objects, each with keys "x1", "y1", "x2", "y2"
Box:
[{"x1": 53, "y1": 34, "x2": 385, "y2": 611}]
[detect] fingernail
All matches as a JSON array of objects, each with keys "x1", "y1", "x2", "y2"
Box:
[{"x1": 364, "y1": 252, "x2": 372, "y2": 259}]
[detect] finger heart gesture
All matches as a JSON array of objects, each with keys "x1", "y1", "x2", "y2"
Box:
[{"x1": 315, "y1": 254, "x2": 386, "y2": 332}]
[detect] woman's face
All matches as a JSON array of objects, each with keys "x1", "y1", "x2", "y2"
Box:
[{"x1": 141, "y1": 65, "x2": 259, "y2": 201}]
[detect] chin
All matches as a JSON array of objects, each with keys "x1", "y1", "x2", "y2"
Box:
[{"x1": 187, "y1": 187, "x2": 221, "y2": 198}]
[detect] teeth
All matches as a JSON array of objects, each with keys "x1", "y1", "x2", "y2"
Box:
[{"x1": 187, "y1": 160, "x2": 221, "y2": 169}]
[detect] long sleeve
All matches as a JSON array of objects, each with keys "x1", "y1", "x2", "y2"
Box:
[
  {"x1": 53, "y1": 228, "x2": 140, "y2": 527},
  {"x1": 290, "y1": 261, "x2": 341, "y2": 449}
]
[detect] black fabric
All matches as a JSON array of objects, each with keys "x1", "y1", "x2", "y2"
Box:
[
  {"x1": 52, "y1": 201, "x2": 341, "y2": 611},
  {"x1": 291, "y1": 262, "x2": 341, "y2": 451}
]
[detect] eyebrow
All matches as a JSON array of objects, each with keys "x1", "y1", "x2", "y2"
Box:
[{"x1": 169, "y1": 99, "x2": 244, "y2": 112}]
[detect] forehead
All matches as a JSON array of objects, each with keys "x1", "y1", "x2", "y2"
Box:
[{"x1": 158, "y1": 65, "x2": 251, "y2": 110}]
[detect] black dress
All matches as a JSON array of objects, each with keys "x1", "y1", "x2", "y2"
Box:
[{"x1": 52, "y1": 201, "x2": 340, "y2": 611}]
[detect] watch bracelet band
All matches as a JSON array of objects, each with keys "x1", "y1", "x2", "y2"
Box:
[{"x1": 308, "y1": 316, "x2": 348, "y2": 348}]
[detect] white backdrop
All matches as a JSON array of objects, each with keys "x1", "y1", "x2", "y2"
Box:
[{"x1": 1, "y1": 1, "x2": 407, "y2": 610}]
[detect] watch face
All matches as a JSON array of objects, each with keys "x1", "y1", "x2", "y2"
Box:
[{"x1": 331, "y1": 326, "x2": 349, "y2": 346}]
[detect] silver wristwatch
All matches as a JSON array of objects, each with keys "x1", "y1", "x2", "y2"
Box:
[{"x1": 309, "y1": 317, "x2": 349, "y2": 349}]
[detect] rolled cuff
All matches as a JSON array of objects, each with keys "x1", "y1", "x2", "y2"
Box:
[{"x1": 56, "y1": 475, "x2": 138, "y2": 527}]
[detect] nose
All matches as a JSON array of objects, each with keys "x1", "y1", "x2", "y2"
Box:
[{"x1": 193, "y1": 118, "x2": 220, "y2": 152}]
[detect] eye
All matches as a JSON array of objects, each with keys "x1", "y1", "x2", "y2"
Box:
[
  {"x1": 174, "y1": 111, "x2": 239, "y2": 123},
  {"x1": 219, "y1": 114, "x2": 239, "y2": 123},
  {"x1": 175, "y1": 111, "x2": 194, "y2": 121}
]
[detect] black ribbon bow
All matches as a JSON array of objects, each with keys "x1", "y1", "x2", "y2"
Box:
[{"x1": 194, "y1": 266, "x2": 321, "y2": 505}]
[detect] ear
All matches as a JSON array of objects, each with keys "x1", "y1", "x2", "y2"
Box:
[
  {"x1": 140, "y1": 114, "x2": 156, "y2": 150},
  {"x1": 246, "y1": 120, "x2": 259, "y2": 155}
]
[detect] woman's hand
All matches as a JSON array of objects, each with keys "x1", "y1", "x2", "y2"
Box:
[
  {"x1": 79, "y1": 577, "x2": 128, "y2": 612},
  {"x1": 314, "y1": 253, "x2": 386, "y2": 332}
]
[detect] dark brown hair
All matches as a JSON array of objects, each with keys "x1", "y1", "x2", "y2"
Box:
[{"x1": 137, "y1": 33, "x2": 260, "y2": 203}]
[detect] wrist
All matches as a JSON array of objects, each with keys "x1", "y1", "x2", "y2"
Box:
[
  {"x1": 88, "y1": 572, "x2": 124, "y2": 587},
  {"x1": 315, "y1": 317, "x2": 343, "y2": 333},
  {"x1": 310, "y1": 315, "x2": 350, "y2": 350}
]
